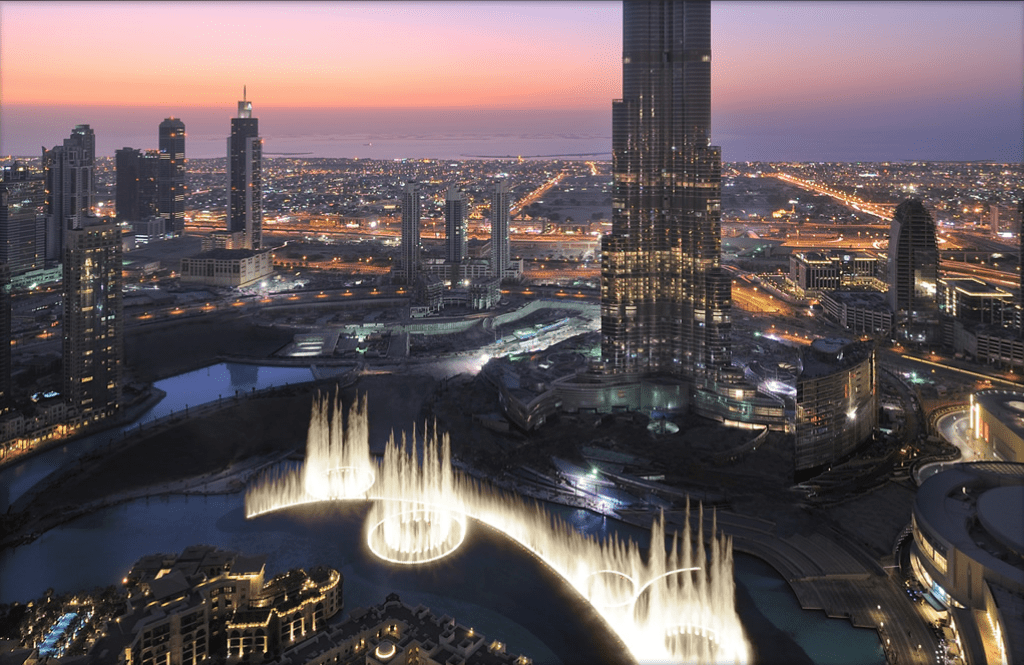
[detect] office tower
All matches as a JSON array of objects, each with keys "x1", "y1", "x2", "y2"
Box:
[
  {"x1": 0, "y1": 263, "x2": 10, "y2": 412},
  {"x1": 115, "y1": 148, "x2": 140, "y2": 222},
  {"x1": 1020, "y1": 198, "x2": 1024, "y2": 338},
  {"x1": 42, "y1": 124, "x2": 96, "y2": 261},
  {"x1": 63, "y1": 218, "x2": 123, "y2": 421},
  {"x1": 159, "y1": 117, "x2": 187, "y2": 235},
  {"x1": 115, "y1": 148, "x2": 162, "y2": 223},
  {"x1": 400, "y1": 182, "x2": 422, "y2": 284},
  {"x1": 490, "y1": 180, "x2": 510, "y2": 281},
  {"x1": 227, "y1": 90, "x2": 262, "y2": 250},
  {"x1": 887, "y1": 198, "x2": 939, "y2": 343},
  {"x1": 445, "y1": 186, "x2": 468, "y2": 283},
  {"x1": 0, "y1": 161, "x2": 46, "y2": 276},
  {"x1": 601, "y1": 0, "x2": 730, "y2": 380}
]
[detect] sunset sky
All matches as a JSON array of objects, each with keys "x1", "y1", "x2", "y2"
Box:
[{"x1": 1, "y1": 1, "x2": 1021, "y2": 161}]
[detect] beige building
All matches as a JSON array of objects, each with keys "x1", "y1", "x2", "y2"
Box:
[
  {"x1": 911, "y1": 463, "x2": 1024, "y2": 665},
  {"x1": 179, "y1": 248, "x2": 273, "y2": 288},
  {"x1": 970, "y1": 390, "x2": 1024, "y2": 462}
]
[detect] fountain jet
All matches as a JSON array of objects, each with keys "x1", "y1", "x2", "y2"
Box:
[{"x1": 246, "y1": 396, "x2": 751, "y2": 664}]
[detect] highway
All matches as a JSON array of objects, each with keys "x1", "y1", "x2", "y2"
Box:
[{"x1": 773, "y1": 172, "x2": 895, "y2": 221}]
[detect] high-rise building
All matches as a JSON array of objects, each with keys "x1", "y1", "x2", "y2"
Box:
[
  {"x1": 0, "y1": 263, "x2": 10, "y2": 412},
  {"x1": 42, "y1": 124, "x2": 96, "y2": 261},
  {"x1": 158, "y1": 118, "x2": 187, "y2": 235},
  {"x1": 115, "y1": 148, "x2": 160, "y2": 223},
  {"x1": 445, "y1": 185, "x2": 468, "y2": 283},
  {"x1": 63, "y1": 218, "x2": 123, "y2": 422},
  {"x1": 490, "y1": 180, "x2": 510, "y2": 281},
  {"x1": 399, "y1": 182, "x2": 422, "y2": 284},
  {"x1": 0, "y1": 161, "x2": 46, "y2": 277},
  {"x1": 600, "y1": 0, "x2": 730, "y2": 380},
  {"x1": 227, "y1": 91, "x2": 262, "y2": 250},
  {"x1": 887, "y1": 198, "x2": 939, "y2": 343}
]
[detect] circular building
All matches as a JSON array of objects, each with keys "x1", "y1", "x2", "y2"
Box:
[
  {"x1": 970, "y1": 390, "x2": 1024, "y2": 462},
  {"x1": 910, "y1": 462, "x2": 1024, "y2": 665}
]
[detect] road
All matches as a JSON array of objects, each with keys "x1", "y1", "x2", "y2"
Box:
[{"x1": 773, "y1": 172, "x2": 895, "y2": 221}]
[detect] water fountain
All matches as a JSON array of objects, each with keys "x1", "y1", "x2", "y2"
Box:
[{"x1": 246, "y1": 395, "x2": 751, "y2": 664}]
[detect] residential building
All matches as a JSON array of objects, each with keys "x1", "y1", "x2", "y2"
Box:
[
  {"x1": 42, "y1": 124, "x2": 96, "y2": 260},
  {"x1": 399, "y1": 182, "x2": 421, "y2": 284},
  {"x1": 445, "y1": 185, "x2": 468, "y2": 283},
  {"x1": 62, "y1": 217, "x2": 122, "y2": 422},
  {"x1": 0, "y1": 161, "x2": 46, "y2": 276},
  {"x1": 491, "y1": 180, "x2": 511, "y2": 281}
]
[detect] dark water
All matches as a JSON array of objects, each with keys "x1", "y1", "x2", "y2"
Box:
[
  {"x1": 0, "y1": 362, "x2": 883, "y2": 664},
  {"x1": 0, "y1": 364, "x2": 314, "y2": 510},
  {"x1": 0, "y1": 493, "x2": 884, "y2": 665}
]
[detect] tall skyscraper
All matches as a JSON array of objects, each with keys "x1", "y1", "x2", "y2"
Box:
[
  {"x1": 445, "y1": 185, "x2": 468, "y2": 283},
  {"x1": 887, "y1": 198, "x2": 939, "y2": 343},
  {"x1": 0, "y1": 262, "x2": 10, "y2": 413},
  {"x1": 0, "y1": 161, "x2": 46, "y2": 276},
  {"x1": 115, "y1": 148, "x2": 160, "y2": 223},
  {"x1": 42, "y1": 124, "x2": 96, "y2": 261},
  {"x1": 490, "y1": 180, "x2": 510, "y2": 281},
  {"x1": 158, "y1": 118, "x2": 187, "y2": 235},
  {"x1": 227, "y1": 91, "x2": 262, "y2": 250},
  {"x1": 400, "y1": 182, "x2": 422, "y2": 284},
  {"x1": 601, "y1": 0, "x2": 730, "y2": 380},
  {"x1": 63, "y1": 218, "x2": 123, "y2": 421}
]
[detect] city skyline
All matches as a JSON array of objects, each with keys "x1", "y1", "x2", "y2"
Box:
[{"x1": 1, "y1": 1, "x2": 1021, "y2": 162}]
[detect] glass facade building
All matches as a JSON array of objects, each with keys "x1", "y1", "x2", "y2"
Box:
[
  {"x1": 887, "y1": 198, "x2": 939, "y2": 343},
  {"x1": 601, "y1": 0, "x2": 730, "y2": 382},
  {"x1": 63, "y1": 219, "x2": 123, "y2": 421},
  {"x1": 227, "y1": 96, "x2": 262, "y2": 250},
  {"x1": 158, "y1": 118, "x2": 187, "y2": 235}
]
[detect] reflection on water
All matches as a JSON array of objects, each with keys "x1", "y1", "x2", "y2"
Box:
[
  {"x1": 0, "y1": 363, "x2": 313, "y2": 509},
  {"x1": 0, "y1": 494, "x2": 884, "y2": 665}
]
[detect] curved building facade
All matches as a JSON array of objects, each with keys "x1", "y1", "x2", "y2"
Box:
[
  {"x1": 794, "y1": 338, "x2": 876, "y2": 477},
  {"x1": 887, "y1": 199, "x2": 939, "y2": 343},
  {"x1": 970, "y1": 390, "x2": 1024, "y2": 462},
  {"x1": 911, "y1": 463, "x2": 1024, "y2": 665}
]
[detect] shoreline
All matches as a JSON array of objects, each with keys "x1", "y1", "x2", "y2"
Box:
[{"x1": 2, "y1": 445, "x2": 887, "y2": 643}]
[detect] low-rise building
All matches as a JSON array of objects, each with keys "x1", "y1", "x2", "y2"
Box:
[
  {"x1": 820, "y1": 290, "x2": 893, "y2": 336},
  {"x1": 790, "y1": 252, "x2": 840, "y2": 295},
  {"x1": 910, "y1": 463, "x2": 1024, "y2": 665},
  {"x1": 970, "y1": 390, "x2": 1024, "y2": 462},
  {"x1": 179, "y1": 248, "x2": 274, "y2": 288},
  {"x1": 95, "y1": 545, "x2": 341, "y2": 665}
]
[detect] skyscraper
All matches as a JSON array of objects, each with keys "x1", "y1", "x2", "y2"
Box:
[
  {"x1": 63, "y1": 218, "x2": 123, "y2": 421},
  {"x1": 445, "y1": 185, "x2": 468, "y2": 283},
  {"x1": 227, "y1": 91, "x2": 262, "y2": 250},
  {"x1": 399, "y1": 182, "x2": 422, "y2": 284},
  {"x1": 490, "y1": 180, "x2": 510, "y2": 281},
  {"x1": 115, "y1": 148, "x2": 160, "y2": 223},
  {"x1": 0, "y1": 161, "x2": 46, "y2": 277},
  {"x1": 887, "y1": 198, "x2": 939, "y2": 343},
  {"x1": 42, "y1": 124, "x2": 96, "y2": 261},
  {"x1": 159, "y1": 118, "x2": 187, "y2": 235},
  {"x1": 0, "y1": 262, "x2": 10, "y2": 413},
  {"x1": 601, "y1": 0, "x2": 730, "y2": 380}
]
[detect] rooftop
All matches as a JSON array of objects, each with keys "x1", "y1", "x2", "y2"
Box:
[
  {"x1": 915, "y1": 462, "x2": 1024, "y2": 584},
  {"x1": 974, "y1": 390, "x2": 1024, "y2": 444}
]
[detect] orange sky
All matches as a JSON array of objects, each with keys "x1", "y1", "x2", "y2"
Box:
[{"x1": 1, "y1": 2, "x2": 622, "y2": 110}]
